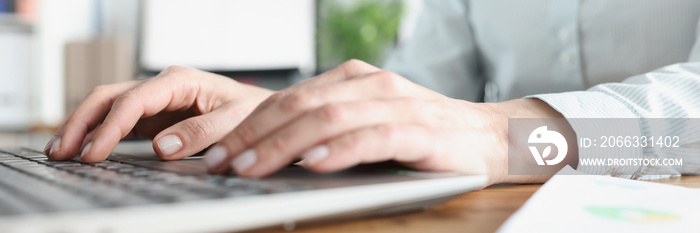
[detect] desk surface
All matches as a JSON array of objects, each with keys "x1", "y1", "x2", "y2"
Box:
[{"x1": 250, "y1": 175, "x2": 700, "y2": 233}]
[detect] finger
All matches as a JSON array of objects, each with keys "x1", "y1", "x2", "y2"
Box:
[
  {"x1": 46, "y1": 81, "x2": 142, "y2": 160},
  {"x1": 77, "y1": 125, "x2": 100, "y2": 159},
  {"x1": 214, "y1": 71, "x2": 421, "y2": 171},
  {"x1": 299, "y1": 59, "x2": 381, "y2": 87},
  {"x1": 131, "y1": 107, "x2": 200, "y2": 140},
  {"x1": 301, "y1": 124, "x2": 437, "y2": 173},
  {"x1": 153, "y1": 103, "x2": 248, "y2": 160},
  {"x1": 307, "y1": 125, "x2": 489, "y2": 176},
  {"x1": 207, "y1": 99, "x2": 422, "y2": 176},
  {"x1": 79, "y1": 69, "x2": 204, "y2": 163}
]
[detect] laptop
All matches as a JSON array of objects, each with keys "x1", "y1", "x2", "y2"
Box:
[{"x1": 0, "y1": 142, "x2": 487, "y2": 233}]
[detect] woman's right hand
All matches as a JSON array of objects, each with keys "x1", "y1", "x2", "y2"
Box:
[{"x1": 44, "y1": 65, "x2": 275, "y2": 163}]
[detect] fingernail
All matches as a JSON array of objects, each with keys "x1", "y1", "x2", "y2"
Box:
[
  {"x1": 156, "y1": 134, "x2": 183, "y2": 157},
  {"x1": 231, "y1": 149, "x2": 257, "y2": 173},
  {"x1": 301, "y1": 145, "x2": 329, "y2": 166},
  {"x1": 49, "y1": 137, "x2": 62, "y2": 155},
  {"x1": 44, "y1": 137, "x2": 56, "y2": 153},
  {"x1": 81, "y1": 142, "x2": 92, "y2": 158},
  {"x1": 203, "y1": 145, "x2": 228, "y2": 169}
]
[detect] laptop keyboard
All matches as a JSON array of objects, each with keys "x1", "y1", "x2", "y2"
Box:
[{"x1": 0, "y1": 148, "x2": 309, "y2": 216}]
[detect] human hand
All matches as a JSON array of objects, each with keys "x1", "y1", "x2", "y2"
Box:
[
  {"x1": 201, "y1": 60, "x2": 570, "y2": 185},
  {"x1": 44, "y1": 66, "x2": 274, "y2": 163}
]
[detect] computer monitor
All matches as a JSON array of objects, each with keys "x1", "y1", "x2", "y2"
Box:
[{"x1": 139, "y1": 0, "x2": 315, "y2": 74}]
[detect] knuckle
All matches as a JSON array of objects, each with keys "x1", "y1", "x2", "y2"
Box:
[
  {"x1": 105, "y1": 123, "x2": 130, "y2": 139},
  {"x1": 112, "y1": 92, "x2": 131, "y2": 104},
  {"x1": 340, "y1": 59, "x2": 367, "y2": 69},
  {"x1": 279, "y1": 92, "x2": 311, "y2": 112},
  {"x1": 262, "y1": 92, "x2": 286, "y2": 108},
  {"x1": 64, "y1": 117, "x2": 91, "y2": 135},
  {"x1": 338, "y1": 133, "x2": 362, "y2": 155},
  {"x1": 233, "y1": 124, "x2": 257, "y2": 148},
  {"x1": 113, "y1": 90, "x2": 137, "y2": 105},
  {"x1": 268, "y1": 135, "x2": 290, "y2": 157},
  {"x1": 339, "y1": 59, "x2": 372, "y2": 77},
  {"x1": 161, "y1": 65, "x2": 191, "y2": 74},
  {"x1": 257, "y1": 91, "x2": 287, "y2": 111},
  {"x1": 267, "y1": 91, "x2": 286, "y2": 103},
  {"x1": 377, "y1": 124, "x2": 399, "y2": 140},
  {"x1": 87, "y1": 85, "x2": 112, "y2": 98},
  {"x1": 373, "y1": 71, "x2": 406, "y2": 93},
  {"x1": 338, "y1": 59, "x2": 370, "y2": 77},
  {"x1": 315, "y1": 104, "x2": 346, "y2": 123},
  {"x1": 159, "y1": 65, "x2": 196, "y2": 80},
  {"x1": 182, "y1": 118, "x2": 213, "y2": 141}
]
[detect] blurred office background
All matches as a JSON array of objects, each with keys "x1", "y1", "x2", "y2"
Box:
[{"x1": 0, "y1": 0, "x2": 422, "y2": 134}]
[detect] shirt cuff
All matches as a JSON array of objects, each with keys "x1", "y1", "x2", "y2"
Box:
[{"x1": 526, "y1": 91, "x2": 644, "y2": 178}]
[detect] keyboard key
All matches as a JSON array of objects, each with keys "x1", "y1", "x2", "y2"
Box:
[
  {"x1": 0, "y1": 185, "x2": 40, "y2": 216},
  {"x1": 0, "y1": 164, "x2": 98, "y2": 211},
  {"x1": 0, "y1": 147, "x2": 313, "y2": 216}
]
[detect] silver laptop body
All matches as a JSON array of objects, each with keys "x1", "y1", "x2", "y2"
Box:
[{"x1": 0, "y1": 145, "x2": 486, "y2": 233}]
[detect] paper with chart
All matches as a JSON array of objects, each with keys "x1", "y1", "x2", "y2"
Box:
[{"x1": 498, "y1": 166, "x2": 700, "y2": 232}]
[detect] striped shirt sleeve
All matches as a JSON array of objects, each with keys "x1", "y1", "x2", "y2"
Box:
[{"x1": 530, "y1": 62, "x2": 700, "y2": 179}]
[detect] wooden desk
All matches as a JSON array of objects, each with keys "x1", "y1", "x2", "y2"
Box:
[{"x1": 251, "y1": 176, "x2": 700, "y2": 233}]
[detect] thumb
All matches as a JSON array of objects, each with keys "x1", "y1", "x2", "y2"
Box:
[{"x1": 153, "y1": 104, "x2": 247, "y2": 160}]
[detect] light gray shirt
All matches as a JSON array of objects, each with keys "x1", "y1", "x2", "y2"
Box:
[{"x1": 383, "y1": 0, "x2": 700, "y2": 178}]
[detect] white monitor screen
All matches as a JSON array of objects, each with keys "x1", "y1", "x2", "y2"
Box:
[{"x1": 140, "y1": 0, "x2": 315, "y2": 71}]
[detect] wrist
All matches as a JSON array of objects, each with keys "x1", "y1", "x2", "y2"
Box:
[
  {"x1": 484, "y1": 98, "x2": 577, "y2": 184},
  {"x1": 489, "y1": 98, "x2": 565, "y2": 119}
]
